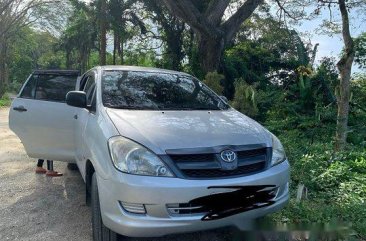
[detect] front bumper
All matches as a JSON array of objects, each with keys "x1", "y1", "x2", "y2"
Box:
[{"x1": 97, "y1": 160, "x2": 290, "y2": 237}]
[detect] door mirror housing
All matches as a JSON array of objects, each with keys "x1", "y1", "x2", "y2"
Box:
[
  {"x1": 219, "y1": 95, "x2": 228, "y2": 103},
  {"x1": 66, "y1": 91, "x2": 87, "y2": 108}
]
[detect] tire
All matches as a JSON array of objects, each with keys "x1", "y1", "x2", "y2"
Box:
[
  {"x1": 67, "y1": 163, "x2": 78, "y2": 171},
  {"x1": 91, "y1": 172, "x2": 118, "y2": 241}
]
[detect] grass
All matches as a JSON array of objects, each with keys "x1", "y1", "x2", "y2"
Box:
[
  {"x1": 0, "y1": 93, "x2": 12, "y2": 107},
  {"x1": 265, "y1": 126, "x2": 366, "y2": 240}
]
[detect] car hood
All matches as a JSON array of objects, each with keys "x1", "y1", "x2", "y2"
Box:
[{"x1": 106, "y1": 108, "x2": 271, "y2": 155}]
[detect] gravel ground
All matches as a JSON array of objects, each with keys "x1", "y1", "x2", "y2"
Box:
[
  {"x1": 0, "y1": 108, "x2": 236, "y2": 241},
  {"x1": 0, "y1": 108, "x2": 92, "y2": 241}
]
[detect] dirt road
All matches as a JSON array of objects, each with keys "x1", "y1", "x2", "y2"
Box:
[
  {"x1": 0, "y1": 108, "x2": 92, "y2": 240},
  {"x1": 0, "y1": 108, "x2": 233, "y2": 241}
]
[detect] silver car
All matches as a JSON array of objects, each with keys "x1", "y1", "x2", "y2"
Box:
[{"x1": 9, "y1": 66, "x2": 290, "y2": 241}]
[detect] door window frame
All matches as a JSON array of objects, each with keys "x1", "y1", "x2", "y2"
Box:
[
  {"x1": 80, "y1": 71, "x2": 97, "y2": 113},
  {"x1": 19, "y1": 73, "x2": 79, "y2": 103}
]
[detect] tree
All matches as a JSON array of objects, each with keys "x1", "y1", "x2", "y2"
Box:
[
  {"x1": 59, "y1": 8, "x2": 97, "y2": 72},
  {"x1": 334, "y1": 0, "x2": 356, "y2": 151},
  {"x1": 355, "y1": 32, "x2": 366, "y2": 69},
  {"x1": 223, "y1": 14, "x2": 312, "y2": 99},
  {"x1": 98, "y1": 0, "x2": 107, "y2": 65},
  {"x1": 8, "y1": 27, "x2": 64, "y2": 89},
  {"x1": 108, "y1": 0, "x2": 146, "y2": 65},
  {"x1": 275, "y1": 0, "x2": 366, "y2": 151},
  {"x1": 144, "y1": 0, "x2": 186, "y2": 70},
  {"x1": 161, "y1": 0, "x2": 263, "y2": 73},
  {"x1": 0, "y1": 0, "x2": 63, "y2": 96}
]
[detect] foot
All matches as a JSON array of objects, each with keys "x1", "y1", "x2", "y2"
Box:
[
  {"x1": 46, "y1": 170, "x2": 63, "y2": 177},
  {"x1": 35, "y1": 167, "x2": 47, "y2": 174}
]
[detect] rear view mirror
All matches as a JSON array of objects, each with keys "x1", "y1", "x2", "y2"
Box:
[{"x1": 66, "y1": 91, "x2": 87, "y2": 108}]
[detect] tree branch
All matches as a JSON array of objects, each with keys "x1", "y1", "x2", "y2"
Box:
[
  {"x1": 221, "y1": 0, "x2": 264, "y2": 42},
  {"x1": 162, "y1": 0, "x2": 219, "y2": 37},
  {"x1": 338, "y1": 0, "x2": 353, "y2": 56},
  {"x1": 205, "y1": 0, "x2": 231, "y2": 26},
  {"x1": 0, "y1": 0, "x2": 13, "y2": 16}
]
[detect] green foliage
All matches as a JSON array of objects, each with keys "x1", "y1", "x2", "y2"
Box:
[
  {"x1": 0, "y1": 93, "x2": 11, "y2": 107},
  {"x1": 123, "y1": 49, "x2": 158, "y2": 67},
  {"x1": 355, "y1": 32, "x2": 366, "y2": 69},
  {"x1": 184, "y1": 43, "x2": 205, "y2": 80},
  {"x1": 266, "y1": 115, "x2": 366, "y2": 237},
  {"x1": 7, "y1": 27, "x2": 65, "y2": 92},
  {"x1": 263, "y1": 97, "x2": 366, "y2": 238},
  {"x1": 59, "y1": 8, "x2": 97, "y2": 71},
  {"x1": 202, "y1": 72, "x2": 224, "y2": 95},
  {"x1": 348, "y1": 74, "x2": 366, "y2": 146},
  {"x1": 223, "y1": 15, "x2": 310, "y2": 99},
  {"x1": 295, "y1": 66, "x2": 314, "y2": 110},
  {"x1": 231, "y1": 79, "x2": 259, "y2": 117}
]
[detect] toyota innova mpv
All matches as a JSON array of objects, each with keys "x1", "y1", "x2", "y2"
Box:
[{"x1": 9, "y1": 66, "x2": 290, "y2": 241}]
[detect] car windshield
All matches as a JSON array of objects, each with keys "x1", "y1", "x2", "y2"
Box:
[{"x1": 102, "y1": 70, "x2": 230, "y2": 111}]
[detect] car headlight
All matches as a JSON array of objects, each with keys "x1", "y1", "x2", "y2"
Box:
[
  {"x1": 271, "y1": 134, "x2": 286, "y2": 166},
  {"x1": 108, "y1": 136, "x2": 174, "y2": 177}
]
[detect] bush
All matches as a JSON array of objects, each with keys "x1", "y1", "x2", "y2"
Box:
[
  {"x1": 203, "y1": 71, "x2": 224, "y2": 95},
  {"x1": 0, "y1": 93, "x2": 11, "y2": 107},
  {"x1": 269, "y1": 129, "x2": 366, "y2": 238},
  {"x1": 231, "y1": 79, "x2": 259, "y2": 117}
]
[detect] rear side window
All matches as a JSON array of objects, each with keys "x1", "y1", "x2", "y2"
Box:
[{"x1": 20, "y1": 73, "x2": 78, "y2": 102}]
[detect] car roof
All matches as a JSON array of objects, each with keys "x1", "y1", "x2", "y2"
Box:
[
  {"x1": 97, "y1": 65, "x2": 190, "y2": 76},
  {"x1": 32, "y1": 69, "x2": 80, "y2": 75}
]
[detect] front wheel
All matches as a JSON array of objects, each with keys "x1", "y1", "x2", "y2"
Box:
[{"x1": 91, "y1": 172, "x2": 118, "y2": 241}]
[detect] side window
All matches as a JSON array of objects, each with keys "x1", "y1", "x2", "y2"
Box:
[
  {"x1": 79, "y1": 74, "x2": 89, "y2": 91},
  {"x1": 34, "y1": 74, "x2": 77, "y2": 102},
  {"x1": 83, "y1": 74, "x2": 96, "y2": 111},
  {"x1": 20, "y1": 76, "x2": 37, "y2": 98}
]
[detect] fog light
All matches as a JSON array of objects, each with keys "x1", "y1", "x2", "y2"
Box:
[{"x1": 120, "y1": 202, "x2": 146, "y2": 214}]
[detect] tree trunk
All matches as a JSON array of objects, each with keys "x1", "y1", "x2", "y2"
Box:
[
  {"x1": 82, "y1": 53, "x2": 88, "y2": 73},
  {"x1": 198, "y1": 35, "x2": 225, "y2": 73},
  {"x1": 113, "y1": 32, "x2": 117, "y2": 65},
  {"x1": 0, "y1": 36, "x2": 8, "y2": 97},
  {"x1": 118, "y1": 40, "x2": 124, "y2": 65},
  {"x1": 99, "y1": 0, "x2": 107, "y2": 65},
  {"x1": 66, "y1": 51, "x2": 71, "y2": 69},
  {"x1": 165, "y1": 26, "x2": 184, "y2": 71},
  {"x1": 334, "y1": 0, "x2": 355, "y2": 151}
]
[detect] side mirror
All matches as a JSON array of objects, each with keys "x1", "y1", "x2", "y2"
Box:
[
  {"x1": 219, "y1": 95, "x2": 228, "y2": 103},
  {"x1": 66, "y1": 91, "x2": 87, "y2": 108}
]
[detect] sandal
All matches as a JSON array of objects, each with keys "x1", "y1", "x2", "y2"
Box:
[
  {"x1": 46, "y1": 171, "x2": 63, "y2": 177},
  {"x1": 35, "y1": 167, "x2": 47, "y2": 174}
]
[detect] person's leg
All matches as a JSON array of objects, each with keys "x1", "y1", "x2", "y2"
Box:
[
  {"x1": 47, "y1": 160, "x2": 52, "y2": 170},
  {"x1": 37, "y1": 159, "x2": 44, "y2": 167},
  {"x1": 46, "y1": 160, "x2": 63, "y2": 177},
  {"x1": 35, "y1": 159, "x2": 47, "y2": 174}
]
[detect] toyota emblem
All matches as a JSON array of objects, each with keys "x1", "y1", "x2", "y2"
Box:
[{"x1": 220, "y1": 150, "x2": 237, "y2": 163}]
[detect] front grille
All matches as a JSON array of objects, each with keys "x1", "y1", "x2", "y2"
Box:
[
  {"x1": 168, "y1": 147, "x2": 269, "y2": 179},
  {"x1": 170, "y1": 153, "x2": 214, "y2": 162},
  {"x1": 237, "y1": 148, "x2": 267, "y2": 159},
  {"x1": 167, "y1": 203, "x2": 208, "y2": 216},
  {"x1": 182, "y1": 162, "x2": 266, "y2": 178}
]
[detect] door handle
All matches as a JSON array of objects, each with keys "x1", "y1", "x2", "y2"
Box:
[{"x1": 13, "y1": 106, "x2": 27, "y2": 112}]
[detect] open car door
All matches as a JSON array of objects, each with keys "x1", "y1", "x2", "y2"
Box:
[{"x1": 9, "y1": 70, "x2": 79, "y2": 162}]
